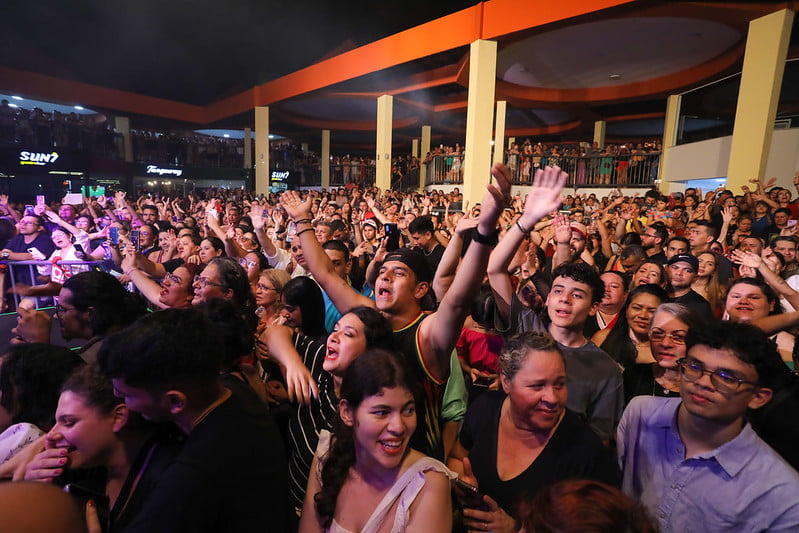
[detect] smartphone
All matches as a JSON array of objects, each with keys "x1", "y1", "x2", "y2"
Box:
[
  {"x1": 24, "y1": 204, "x2": 35, "y2": 216},
  {"x1": 73, "y1": 243, "x2": 87, "y2": 260},
  {"x1": 27, "y1": 247, "x2": 45, "y2": 260},
  {"x1": 385, "y1": 223, "x2": 400, "y2": 252},
  {"x1": 453, "y1": 479, "x2": 489, "y2": 511},
  {"x1": 473, "y1": 375, "x2": 493, "y2": 388},
  {"x1": 36, "y1": 195, "x2": 45, "y2": 206},
  {"x1": 788, "y1": 220, "x2": 797, "y2": 229},
  {"x1": 109, "y1": 226, "x2": 119, "y2": 245},
  {"x1": 286, "y1": 221, "x2": 297, "y2": 243},
  {"x1": 63, "y1": 483, "x2": 107, "y2": 507},
  {"x1": 130, "y1": 230, "x2": 140, "y2": 252}
]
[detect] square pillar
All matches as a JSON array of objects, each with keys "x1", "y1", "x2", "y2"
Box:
[
  {"x1": 375, "y1": 95, "x2": 393, "y2": 191},
  {"x1": 255, "y1": 107, "x2": 270, "y2": 195}
]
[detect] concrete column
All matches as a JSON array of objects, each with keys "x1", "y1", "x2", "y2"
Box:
[
  {"x1": 375, "y1": 95, "x2": 393, "y2": 191},
  {"x1": 255, "y1": 107, "x2": 270, "y2": 195},
  {"x1": 420, "y1": 126, "x2": 431, "y2": 190},
  {"x1": 727, "y1": 8, "x2": 794, "y2": 192},
  {"x1": 114, "y1": 116, "x2": 133, "y2": 163},
  {"x1": 462, "y1": 39, "x2": 497, "y2": 208},
  {"x1": 493, "y1": 101, "x2": 507, "y2": 165},
  {"x1": 593, "y1": 121, "x2": 606, "y2": 150},
  {"x1": 321, "y1": 130, "x2": 331, "y2": 188},
  {"x1": 412, "y1": 139, "x2": 419, "y2": 158},
  {"x1": 243, "y1": 127, "x2": 252, "y2": 169},
  {"x1": 658, "y1": 94, "x2": 682, "y2": 189}
]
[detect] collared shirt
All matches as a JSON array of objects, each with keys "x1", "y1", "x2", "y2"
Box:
[{"x1": 618, "y1": 396, "x2": 799, "y2": 533}]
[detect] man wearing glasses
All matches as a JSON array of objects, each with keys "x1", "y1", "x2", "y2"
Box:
[
  {"x1": 617, "y1": 320, "x2": 799, "y2": 532},
  {"x1": 640, "y1": 222, "x2": 668, "y2": 265},
  {"x1": 1, "y1": 214, "x2": 56, "y2": 308}
]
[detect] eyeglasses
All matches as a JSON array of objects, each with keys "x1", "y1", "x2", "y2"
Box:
[
  {"x1": 677, "y1": 358, "x2": 758, "y2": 394},
  {"x1": 163, "y1": 272, "x2": 183, "y2": 285},
  {"x1": 55, "y1": 303, "x2": 76, "y2": 317},
  {"x1": 193, "y1": 275, "x2": 225, "y2": 288},
  {"x1": 643, "y1": 232, "x2": 658, "y2": 238},
  {"x1": 649, "y1": 328, "x2": 687, "y2": 345},
  {"x1": 19, "y1": 220, "x2": 38, "y2": 226},
  {"x1": 256, "y1": 283, "x2": 280, "y2": 293}
]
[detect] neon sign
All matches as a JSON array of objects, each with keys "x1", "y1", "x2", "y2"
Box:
[
  {"x1": 20, "y1": 151, "x2": 60, "y2": 166},
  {"x1": 146, "y1": 165, "x2": 183, "y2": 177}
]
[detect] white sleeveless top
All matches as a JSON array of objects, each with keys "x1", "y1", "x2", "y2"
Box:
[{"x1": 316, "y1": 430, "x2": 456, "y2": 533}]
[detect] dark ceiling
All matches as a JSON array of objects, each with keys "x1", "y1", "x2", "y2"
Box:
[
  {"x1": 1, "y1": 0, "x2": 797, "y2": 151},
  {"x1": 0, "y1": 0, "x2": 475, "y2": 105}
]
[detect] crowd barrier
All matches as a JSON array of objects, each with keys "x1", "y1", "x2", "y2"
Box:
[{"x1": 1, "y1": 260, "x2": 110, "y2": 310}]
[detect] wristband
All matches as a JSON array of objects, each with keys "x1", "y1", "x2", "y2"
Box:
[
  {"x1": 294, "y1": 218, "x2": 312, "y2": 225},
  {"x1": 296, "y1": 227, "x2": 315, "y2": 238},
  {"x1": 472, "y1": 228, "x2": 499, "y2": 246},
  {"x1": 124, "y1": 268, "x2": 139, "y2": 276},
  {"x1": 515, "y1": 220, "x2": 531, "y2": 233}
]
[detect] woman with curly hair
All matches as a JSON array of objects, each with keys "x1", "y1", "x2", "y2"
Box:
[{"x1": 299, "y1": 349, "x2": 454, "y2": 533}]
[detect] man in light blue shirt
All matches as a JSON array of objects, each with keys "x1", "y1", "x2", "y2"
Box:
[{"x1": 618, "y1": 320, "x2": 799, "y2": 533}]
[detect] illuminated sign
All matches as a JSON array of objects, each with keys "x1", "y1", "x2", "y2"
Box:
[
  {"x1": 20, "y1": 151, "x2": 60, "y2": 166},
  {"x1": 271, "y1": 171, "x2": 290, "y2": 180},
  {"x1": 146, "y1": 165, "x2": 183, "y2": 177}
]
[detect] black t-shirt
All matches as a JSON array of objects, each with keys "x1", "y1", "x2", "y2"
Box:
[
  {"x1": 669, "y1": 289, "x2": 712, "y2": 318},
  {"x1": 123, "y1": 389, "x2": 290, "y2": 533},
  {"x1": 460, "y1": 390, "x2": 618, "y2": 517}
]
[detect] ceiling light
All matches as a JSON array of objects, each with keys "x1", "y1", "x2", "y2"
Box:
[
  {"x1": 74, "y1": 105, "x2": 84, "y2": 110},
  {"x1": 8, "y1": 103, "x2": 18, "y2": 108},
  {"x1": 608, "y1": 74, "x2": 622, "y2": 80},
  {"x1": 223, "y1": 134, "x2": 230, "y2": 138},
  {"x1": 11, "y1": 96, "x2": 22, "y2": 101}
]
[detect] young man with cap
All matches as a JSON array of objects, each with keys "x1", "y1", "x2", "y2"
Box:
[
  {"x1": 667, "y1": 253, "x2": 712, "y2": 317},
  {"x1": 618, "y1": 321, "x2": 799, "y2": 533},
  {"x1": 551, "y1": 215, "x2": 590, "y2": 270},
  {"x1": 279, "y1": 163, "x2": 522, "y2": 460}
]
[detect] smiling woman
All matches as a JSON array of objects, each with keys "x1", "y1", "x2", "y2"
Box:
[
  {"x1": 21, "y1": 365, "x2": 181, "y2": 532},
  {"x1": 299, "y1": 349, "x2": 455, "y2": 533},
  {"x1": 448, "y1": 332, "x2": 618, "y2": 531}
]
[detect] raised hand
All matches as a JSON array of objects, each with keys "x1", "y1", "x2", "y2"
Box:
[
  {"x1": 280, "y1": 190, "x2": 312, "y2": 221},
  {"x1": 477, "y1": 163, "x2": 512, "y2": 234},
  {"x1": 731, "y1": 249, "x2": 762, "y2": 269},
  {"x1": 552, "y1": 213, "x2": 572, "y2": 244},
  {"x1": 519, "y1": 166, "x2": 568, "y2": 229}
]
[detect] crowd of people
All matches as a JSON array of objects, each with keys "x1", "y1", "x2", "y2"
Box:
[{"x1": 0, "y1": 161, "x2": 798, "y2": 533}]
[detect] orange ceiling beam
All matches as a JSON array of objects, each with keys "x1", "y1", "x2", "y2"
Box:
[{"x1": 0, "y1": 66, "x2": 206, "y2": 123}]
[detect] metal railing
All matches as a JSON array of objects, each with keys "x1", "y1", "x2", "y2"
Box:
[
  {"x1": 424, "y1": 153, "x2": 660, "y2": 187},
  {"x1": 1, "y1": 260, "x2": 110, "y2": 310},
  {"x1": 329, "y1": 163, "x2": 376, "y2": 187}
]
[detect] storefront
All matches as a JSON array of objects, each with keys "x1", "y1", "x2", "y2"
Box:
[{"x1": 0, "y1": 146, "x2": 90, "y2": 203}]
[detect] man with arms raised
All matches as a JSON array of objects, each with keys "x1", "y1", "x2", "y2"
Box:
[
  {"x1": 618, "y1": 321, "x2": 799, "y2": 532},
  {"x1": 279, "y1": 163, "x2": 558, "y2": 459}
]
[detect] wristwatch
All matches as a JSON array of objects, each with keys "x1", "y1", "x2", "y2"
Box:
[{"x1": 1, "y1": 251, "x2": 9, "y2": 259}]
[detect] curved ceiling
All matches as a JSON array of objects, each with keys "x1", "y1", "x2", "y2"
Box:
[{"x1": 497, "y1": 17, "x2": 742, "y2": 89}]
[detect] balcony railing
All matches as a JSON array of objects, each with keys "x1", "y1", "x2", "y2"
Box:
[{"x1": 424, "y1": 153, "x2": 661, "y2": 187}]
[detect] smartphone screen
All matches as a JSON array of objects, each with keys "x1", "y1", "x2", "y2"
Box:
[
  {"x1": 385, "y1": 223, "x2": 400, "y2": 252},
  {"x1": 109, "y1": 226, "x2": 119, "y2": 245},
  {"x1": 130, "y1": 230, "x2": 140, "y2": 252}
]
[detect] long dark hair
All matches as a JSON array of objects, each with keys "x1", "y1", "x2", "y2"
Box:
[
  {"x1": 599, "y1": 284, "x2": 668, "y2": 369},
  {"x1": 314, "y1": 349, "x2": 419, "y2": 528},
  {"x1": 282, "y1": 276, "x2": 326, "y2": 340}
]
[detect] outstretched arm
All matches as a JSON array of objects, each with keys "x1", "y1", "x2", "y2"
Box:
[
  {"x1": 281, "y1": 191, "x2": 374, "y2": 313},
  {"x1": 487, "y1": 166, "x2": 567, "y2": 322},
  {"x1": 418, "y1": 163, "x2": 514, "y2": 381}
]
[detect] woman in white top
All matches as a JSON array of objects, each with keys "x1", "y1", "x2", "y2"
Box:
[{"x1": 299, "y1": 349, "x2": 454, "y2": 533}]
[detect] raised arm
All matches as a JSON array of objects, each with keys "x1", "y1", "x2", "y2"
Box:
[
  {"x1": 432, "y1": 213, "x2": 479, "y2": 303},
  {"x1": 260, "y1": 325, "x2": 319, "y2": 404},
  {"x1": 122, "y1": 245, "x2": 168, "y2": 309},
  {"x1": 487, "y1": 166, "x2": 567, "y2": 321},
  {"x1": 281, "y1": 191, "x2": 374, "y2": 312},
  {"x1": 417, "y1": 164, "x2": 524, "y2": 379}
]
